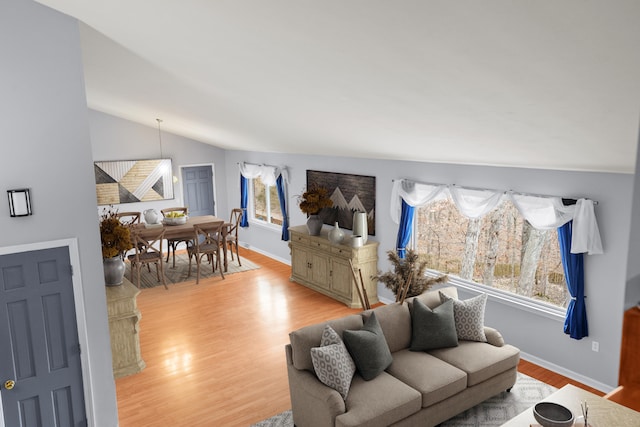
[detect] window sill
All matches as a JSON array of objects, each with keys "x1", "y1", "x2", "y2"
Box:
[
  {"x1": 426, "y1": 270, "x2": 567, "y2": 322},
  {"x1": 248, "y1": 219, "x2": 282, "y2": 233}
]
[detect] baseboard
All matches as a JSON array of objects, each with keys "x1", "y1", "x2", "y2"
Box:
[
  {"x1": 520, "y1": 351, "x2": 615, "y2": 393},
  {"x1": 239, "y1": 241, "x2": 291, "y2": 265}
]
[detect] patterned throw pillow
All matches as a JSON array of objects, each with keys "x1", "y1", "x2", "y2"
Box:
[
  {"x1": 410, "y1": 298, "x2": 458, "y2": 351},
  {"x1": 342, "y1": 312, "x2": 393, "y2": 381},
  {"x1": 310, "y1": 325, "x2": 356, "y2": 400},
  {"x1": 439, "y1": 291, "x2": 487, "y2": 342}
]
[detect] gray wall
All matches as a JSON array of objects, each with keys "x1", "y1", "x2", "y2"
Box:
[
  {"x1": 89, "y1": 110, "x2": 229, "y2": 219},
  {"x1": 1, "y1": 1, "x2": 117, "y2": 425},
  {"x1": 625, "y1": 130, "x2": 640, "y2": 309},
  {"x1": 223, "y1": 150, "x2": 634, "y2": 391}
]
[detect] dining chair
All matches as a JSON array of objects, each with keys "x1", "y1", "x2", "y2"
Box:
[
  {"x1": 222, "y1": 208, "x2": 243, "y2": 269},
  {"x1": 161, "y1": 207, "x2": 191, "y2": 268},
  {"x1": 187, "y1": 220, "x2": 225, "y2": 284},
  {"x1": 128, "y1": 229, "x2": 168, "y2": 289},
  {"x1": 115, "y1": 211, "x2": 141, "y2": 226}
]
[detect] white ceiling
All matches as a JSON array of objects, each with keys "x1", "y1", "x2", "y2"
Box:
[{"x1": 36, "y1": 0, "x2": 640, "y2": 173}]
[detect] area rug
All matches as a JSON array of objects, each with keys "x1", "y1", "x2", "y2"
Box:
[
  {"x1": 124, "y1": 251, "x2": 260, "y2": 288},
  {"x1": 250, "y1": 373, "x2": 556, "y2": 427}
]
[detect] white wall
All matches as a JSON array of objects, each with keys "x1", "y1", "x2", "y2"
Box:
[
  {"x1": 0, "y1": 1, "x2": 117, "y2": 424},
  {"x1": 224, "y1": 150, "x2": 634, "y2": 391}
]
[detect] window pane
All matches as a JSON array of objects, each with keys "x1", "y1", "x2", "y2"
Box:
[
  {"x1": 269, "y1": 185, "x2": 283, "y2": 225},
  {"x1": 253, "y1": 177, "x2": 268, "y2": 221},
  {"x1": 416, "y1": 198, "x2": 569, "y2": 308}
]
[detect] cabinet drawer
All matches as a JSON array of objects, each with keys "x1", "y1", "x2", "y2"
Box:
[
  {"x1": 291, "y1": 234, "x2": 310, "y2": 246},
  {"x1": 330, "y1": 246, "x2": 352, "y2": 257},
  {"x1": 310, "y1": 240, "x2": 330, "y2": 251}
]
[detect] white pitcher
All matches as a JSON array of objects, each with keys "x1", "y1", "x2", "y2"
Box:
[{"x1": 143, "y1": 209, "x2": 159, "y2": 224}]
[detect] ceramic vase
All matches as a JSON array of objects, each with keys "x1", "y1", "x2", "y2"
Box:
[
  {"x1": 103, "y1": 256, "x2": 125, "y2": 286},
  {"x1": 352, "y1": 211, "x2": 368, "y2": 244},
  {"x1": 328, "y1": 222, "x2": 345, "y2": 245},
  {"x1": 306, "y1": 214, "x2": 323, "y2": 236}
]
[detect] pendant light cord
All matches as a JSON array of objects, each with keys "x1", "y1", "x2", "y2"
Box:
[{"x1": 156, "y1": 118, "x2": 164, "y2": 158}]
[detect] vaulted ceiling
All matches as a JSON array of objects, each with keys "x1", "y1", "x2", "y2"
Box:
[{"x1": 36, "y1": 0, "x2": 640, "y2": 173}]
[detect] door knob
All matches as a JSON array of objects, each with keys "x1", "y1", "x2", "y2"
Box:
[{"x1": 4, "y1": 379, "x2": 15, "y2": 390}]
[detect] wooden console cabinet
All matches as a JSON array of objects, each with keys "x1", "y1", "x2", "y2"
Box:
[
  {"x1": 105, "y1": 278, "x2": 145, "y2": 378},
  {"x1": 289, "y1": 225, "x2": 379, "y2": 308}
]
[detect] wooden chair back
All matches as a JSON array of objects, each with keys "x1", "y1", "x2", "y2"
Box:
[{"x1": 116, "y1": 211, "x2": 141, "y2": 226}]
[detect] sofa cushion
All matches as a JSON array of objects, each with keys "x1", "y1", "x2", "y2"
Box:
[
  {"x1": 310, "y1": 325, "x2": 356, "y2": 400},
  {"x1": 335, "y1": 371, "x2": 422, "y2": 427},
  {"x1": 387, "y1": 349, "x2": 467, "y2": 407},
  {"x1": 290, "y1": 314, "x2": 363, "y2": 371},
  {"x1": 428, "y1": 341, "x2": 521, "y2": 386},
  {"x1": 440, "y1": 291, "x2": 487, "y2": 342},
  {"x1": 343, "y1": 312, "x2": 393, "y2": 381},
  {"x1": 410, "y1": 298, "x2": 458, "y2": 351},
  {"x1": 363, "y1": 302, "x2": 411, "y2": 352}
]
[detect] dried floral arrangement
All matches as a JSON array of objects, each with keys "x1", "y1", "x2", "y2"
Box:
[
  {"x1": 99, "y1": 207, "x2": 133, "y2": 258},
  {"x1": 298, "y1": 183, "x2": 333, "y2": 215},
  {"x1": 375, "y1": 249, "x2": 448, "y2": 299}
]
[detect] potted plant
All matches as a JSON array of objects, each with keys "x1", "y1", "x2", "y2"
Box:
[
  {"x1": 100, "y1": 206, "x2": 133, "y2": 285},
  {"x1": 375, "y1": 249, "x2": 448, "y2": 301},
  {"x1": 298, "y1": 184, "x2": 333, "y2": 235}
]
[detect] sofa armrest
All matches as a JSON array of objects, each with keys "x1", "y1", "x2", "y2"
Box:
[
  {"x1": 286, "y1": 344, "x2": 346, "y2": 427},
  {"x1": 484, "y1": 326, "x2": 505, "y2": 347}
]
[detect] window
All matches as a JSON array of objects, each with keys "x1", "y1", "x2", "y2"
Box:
[
  {"x1": 415, "y1": 197, "x2": 569, "y2": 308},
  {"x1": 252, "y1": 176, "x2": 284, "y2": 226}
]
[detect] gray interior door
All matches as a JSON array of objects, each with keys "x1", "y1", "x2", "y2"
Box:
[
  {"x1": 182, "y1": 165, "x2": 215, "y2": 217},
  {"x1": 0, "y1": 246, "x2": 86, "y2": 427}
]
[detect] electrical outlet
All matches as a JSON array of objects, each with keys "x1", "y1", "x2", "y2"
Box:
[{"x1": 592, "y1": 341, "x2": 599, "y2": 352}]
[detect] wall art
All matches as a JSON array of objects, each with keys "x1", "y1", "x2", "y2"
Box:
[
  {"x1": 306, "y1": 170, "x2": 376, "y2": 235},
  {"x1": 94, "y1": 159, "x2": 174, "y2": 205}
]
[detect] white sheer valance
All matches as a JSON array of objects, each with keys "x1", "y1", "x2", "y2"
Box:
[
  {"x1": 238, "y1": 162, "x2": 288, "y2": 185},
  {"x1": 391, "y1": 179, "x2": 603, "y2": 255}
]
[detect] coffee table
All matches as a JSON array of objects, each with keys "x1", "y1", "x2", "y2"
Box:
[{"x1": 501, "y1": 384, "x2": 640, "y2": 426}]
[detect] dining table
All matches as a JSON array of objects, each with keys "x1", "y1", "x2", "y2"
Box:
[{"x1": 131, "y1": 215, "x2": 230, "y2": 272}]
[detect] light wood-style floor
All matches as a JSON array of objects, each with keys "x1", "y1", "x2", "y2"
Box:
[{"x1": 115, "y1": 248, "x2": 604, "y2": 426}]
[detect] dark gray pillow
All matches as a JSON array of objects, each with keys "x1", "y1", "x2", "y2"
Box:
[
  {"x1": 343, "y1": 312, "x2": 393, "y2": 381},
  {"x1": 410, "y1": 298, "x2": 458, "y2": 351}
]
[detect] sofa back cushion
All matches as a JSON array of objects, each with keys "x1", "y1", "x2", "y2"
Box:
[
  {"x1": 289, "y1": 314, "x2": 363, "y2": 371},
  {"x1": 363, "y1": 302, "x2": 411, "y2": 353},
  {"x1": 411, "y1": 285, "x2": 458, "y2": 309}
]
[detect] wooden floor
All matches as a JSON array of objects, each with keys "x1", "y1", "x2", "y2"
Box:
[{"x1": 115, "y1": 248, "x2": 604, "y2": 426}]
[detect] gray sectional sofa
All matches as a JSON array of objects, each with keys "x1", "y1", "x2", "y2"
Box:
[{"x1": 285, "y1": 286, "x2": 521, "y2": 427}]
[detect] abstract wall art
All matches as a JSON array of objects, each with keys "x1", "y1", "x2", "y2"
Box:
[{"x1": 94, "y1": 159, "x2": 174, "y2": 205}]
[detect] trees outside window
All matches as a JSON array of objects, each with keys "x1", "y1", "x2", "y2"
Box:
[
  {"x1": 416, "y1": 197, "x2": 569, "y2": 308},
  {"x1": 252, "y1": 176, "x2": 284, "y2": 226}
]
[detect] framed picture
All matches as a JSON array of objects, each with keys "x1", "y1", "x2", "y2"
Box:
[
  {"x1": 94, "y1": 159, "x2": 174, "y2": 205},
  {"x1": 306, "y1": 170, "x2": 376, "y2": 235}
]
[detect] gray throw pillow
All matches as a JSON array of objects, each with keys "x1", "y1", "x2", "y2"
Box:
[
  {"x1": 343, "y1": 312, "x2": 393, "y2": 381},
  {"x1": 310, "y1": 325, "x2": 356, "y2": 400},
  {"x1": 439, "y1": 291, "x2": 487, "y2": 342},
  {"x1": 410, "y1": 298, "x2": 458, "y2": 351}
]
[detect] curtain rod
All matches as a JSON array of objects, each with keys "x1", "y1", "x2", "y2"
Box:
[
  {"x1": 237, "y1": 161, "x2": 281, "y2": 169},
  {"x1": 391, "y1": 179, "x2": 598, "y2": 205}
]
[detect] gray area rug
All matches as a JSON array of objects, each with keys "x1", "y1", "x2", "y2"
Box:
[
  {"x1": 125, "y1": 251, "x2": 259, "y2": 288},
  {"x1": 251, "y1": 373, "x2": 556, "y2": 427}
]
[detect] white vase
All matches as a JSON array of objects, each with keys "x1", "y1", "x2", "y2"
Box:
[
  {"x1": 352, "y1": 211, "x2": 368, "y2": 244},
  {"x1": 103, "y1": 256, "x2": 125, "y2": 286},
  {"x1": 328, "y1": 222, "x2": 344, "y2": 245}
]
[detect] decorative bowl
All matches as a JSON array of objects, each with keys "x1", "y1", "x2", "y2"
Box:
[
  {"x1": 163, "y1": 215, "x2": 188, "y2": 226},
  {"x1": 533, "y1": 402, "x2": 574, "y2": 427}
]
